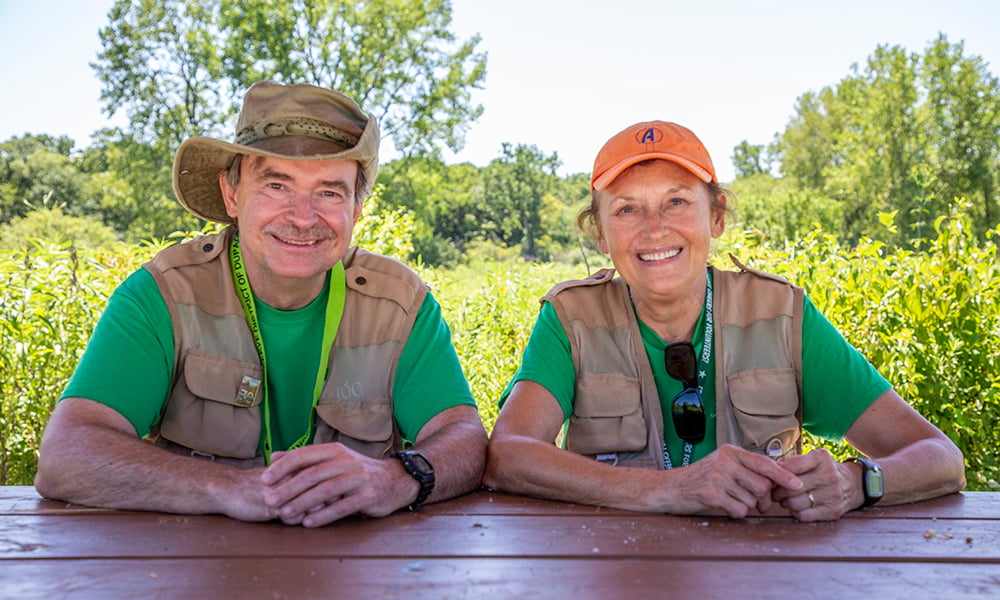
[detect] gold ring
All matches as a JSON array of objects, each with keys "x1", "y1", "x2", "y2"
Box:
[{"x1": 807, "y1": 492, "x2": 816, "y2": 508}]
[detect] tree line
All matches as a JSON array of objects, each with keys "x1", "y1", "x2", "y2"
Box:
[{"x1": 1, "y1": 1, "x2": 998, "y2": 262}]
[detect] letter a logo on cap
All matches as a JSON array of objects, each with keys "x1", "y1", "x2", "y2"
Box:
[{"x1": 636, "y1": 127, "x2": 663, "y2": 145}]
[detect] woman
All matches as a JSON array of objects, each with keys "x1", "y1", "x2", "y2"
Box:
[{"x1": 484, "y1": 121, "x2": 965, "y2": 521}]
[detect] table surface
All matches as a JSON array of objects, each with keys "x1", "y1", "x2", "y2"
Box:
[{"x1": 2, "y1": 486, "x2": 999, "y2": 599}]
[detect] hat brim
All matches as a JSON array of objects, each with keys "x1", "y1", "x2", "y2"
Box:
[
  {"x1": 592, "y1": 152, "x2": 716, "y2": 191},
  {"x1": 173, "y1": 133, "x2": 378, "y2": 224}
]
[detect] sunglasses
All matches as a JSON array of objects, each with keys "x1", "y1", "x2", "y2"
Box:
[{"x1": 664, "y1": 342, "x2": 706, "y2": 444}]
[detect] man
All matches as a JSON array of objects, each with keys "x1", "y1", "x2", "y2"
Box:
[{"x1": 35, "y1": 81, "x2": 487, "y2": 527}]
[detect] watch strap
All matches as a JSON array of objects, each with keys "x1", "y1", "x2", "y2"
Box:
[
  {"x1": 392, "y1": 450, "x2": 435, "y2": 510},
  {"x1": 847, "y1": 456, "x2": 883, "y2": 508}
]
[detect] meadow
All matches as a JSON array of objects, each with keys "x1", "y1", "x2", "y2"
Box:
[{"x1": 1, "y1": 207, "x2": 997, "y2": 489}]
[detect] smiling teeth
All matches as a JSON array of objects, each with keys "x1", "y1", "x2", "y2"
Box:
[
  {"x1": 639, "y1": 249, "x2": 680, "y2": 261},
  {"x1": 281, "y1": 238, "x2": 317, "y2": 246}
]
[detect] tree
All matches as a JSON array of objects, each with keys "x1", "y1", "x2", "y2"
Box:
[
  {"x1": 728, "y1": 173, "x2": 842, "y2": 244},
  {"x1": 476, "y1": 143, "x2": 561, "y2": 260},
  {"x1": 0, "y1": 135, "x2": 98, "y2": 225},
  {"x1": 920, "y1": 35, "x2": 1000, "y2": 229},
  {"x1": 731, "y1": 140, "x2": 768, "y2": 178},
  {"x1": 94, "y1": 0, "x2": 486, "y2": 158},
  {"x1": 378, "y1": 156, "x2": 482, "y2": 266},
  {"x1": 773, "y1": 35, "x2": 1000, "y2": 244},
  {"x1": 80, "y1": 130, "x2": 197, "y2": 241}
]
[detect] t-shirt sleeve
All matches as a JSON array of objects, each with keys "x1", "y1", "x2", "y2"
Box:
[
  {"x1": 391, "y1": 291, "x2": 476, "y2": 442},
  {"x1": 800, "y1": 296, "x2": 892, "y2": 440},
  {"x1": 498, "y1": 301, "x2": 577, "y2": 420},
  {"x1": 60, "y1": 268, "x2": 175, "y2": 437}
]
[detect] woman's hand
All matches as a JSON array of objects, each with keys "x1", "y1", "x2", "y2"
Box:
[
  {"x1": 663, "y1": 444, "x2": 805, "y2": 518},
  {"x1": 771, "y1": 448, "x2": 859, "y2": 521}
]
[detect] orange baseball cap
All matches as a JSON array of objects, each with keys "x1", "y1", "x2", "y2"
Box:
[{"x1": 591, "y1": 121, "x2": 717, "y2": 190}]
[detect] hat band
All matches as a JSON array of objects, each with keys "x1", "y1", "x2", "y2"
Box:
[{"x1": 235, "y1": 117, "x2": 360, "y2": 149}]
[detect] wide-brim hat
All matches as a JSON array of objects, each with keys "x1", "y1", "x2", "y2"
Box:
[
  {"x1": 173, "y1": 81, "x2": 380, "y2": 223},
  {"x1": 591, "y1": 120, "x2": 716, "y2": 191}
]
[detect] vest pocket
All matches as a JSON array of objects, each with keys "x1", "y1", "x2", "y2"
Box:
[
  {"x1": 159, "y1": 349, "x2": 264, "y2": 460},
  {"x1": 567, "y1": 372, "x2": 646, "y2": 455},
  {"x1": 727, "y1": 368, "x2": 800, "y2": 455},
  {"x1": 314, "y1": 398, "x2": 395, "y2": 458}
]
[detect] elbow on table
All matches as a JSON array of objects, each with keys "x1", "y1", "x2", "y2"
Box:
[
  {"x1": 33, "y1": 452, "x2": 70, "y2": 502},
  {"x1": 33, "y1": 434, "x2": 90, "y2": 504},
  {"x1": 945, "y1": 439, "x2": 968, "y2": 494},
  {"x1": 482, "y1": 435, "x2": 516, "y2": 491}
]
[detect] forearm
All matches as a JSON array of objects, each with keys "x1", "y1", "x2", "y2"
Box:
[
  {"x1": 864, "y1": 437, "x2": 966, "y2": 507},
  {"x1": 484, "y1": 434, "x2": 669, "y2": 512},
  {"x1": 411, "y1": 407, "x2": 488, "y2": 504},
  {"x1": 842, "y1": 389, "x2": 966, "y2": 509},
  {"x1": 35, "y1": 399, "x2": 270, "y2": 520}
]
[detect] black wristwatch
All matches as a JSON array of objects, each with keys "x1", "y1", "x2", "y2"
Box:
[
  {"x1": 392, "y1": 450, "x2": 435, "y2": 509},
  {"x1": 846, "y1": 456, "x2": 884, "y2": 508}
]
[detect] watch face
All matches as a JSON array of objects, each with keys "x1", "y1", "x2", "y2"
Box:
[
  {"x1": 865, "y1": 468, "x2": 884, "y2": 498},
  {"x1": 409, "y1": 452, "x2": 433, "y2": 474}
]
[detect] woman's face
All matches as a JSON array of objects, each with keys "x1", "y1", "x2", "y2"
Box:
[{"x1": 596, "y1": 159, "x2": 725, "y2": 307}]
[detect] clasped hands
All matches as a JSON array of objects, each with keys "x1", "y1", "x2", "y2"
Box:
[
  {"x1": 255, "y1": 442, "x2": 418, "y2": 528},
  {"x1": 676, "y1": 444, "x2": 861, "y2": 521}
]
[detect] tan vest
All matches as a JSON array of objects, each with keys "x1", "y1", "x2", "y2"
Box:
[
  {"x1": 546, "y1": 256, "x2": 804, "y2": 469},
  {"x1": 144, "y1": 227, "x2": 427, "y2": 467}
]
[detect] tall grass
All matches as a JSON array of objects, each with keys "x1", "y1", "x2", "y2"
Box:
[{"x1": 2, "y1": 207, "x2": 997, "y2": 488}]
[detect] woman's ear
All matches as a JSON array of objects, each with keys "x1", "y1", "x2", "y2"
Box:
[{"x1": 711, "y1": 192, "x2": 727, "y2": 238}]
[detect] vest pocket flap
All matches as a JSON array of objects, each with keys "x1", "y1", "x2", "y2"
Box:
[
  {"x1": 183, "y1": 349, "x2": 264, "y2": 408},
  {"x1": 728, "y1": 368, "x2": 798, "y2": 416},
  {"x1": 568, "y1": 372, "x2": 646, "y2": 454},
  {"x1": 573, "y1": 373, "x2": 641, "y2": 417},
  {"x1": 727, "y1": 368, "x2": 799, "y2": 448},
  {"x1": 315, "y1": 398, "x2": 393, "y2": 443}
]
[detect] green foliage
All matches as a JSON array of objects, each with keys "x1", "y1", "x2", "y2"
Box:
[
  {"x1": 82, "y1": 130, "x2": 199, "y2": 242},
  {"x1": 731, "y1": 140, "x2": 770, "y2": 178},
  {"x1": 96, "y1": 0, "x2": 486, "y2": 158},
  {"x1": 429, "y1": 258, "x2": 580, "y2": 430},
  {"x1": 726, "y1": 204, "x2": 1000, "y2": 489},
  {"x1": 0, "y1": 207, "x2": 121, "y2": 251},
  {"x1": 378, "y1": 157, "x2": 481, "y2": 266},
  {"x1": 1, "y1": 207, "x2": 997, "y2": 490},
  {"x1": 377, "y1": 153, "x2": 589, "y2": 267},
  {"x1": 0, "y1": 242, "x2": 159, "y2": 484},
  {"x1": 0, "y1": 132, "x2": 196, "y2": 242},
  {"x1": 0, "y1": 135, "x2": 95, "y2": 224},
  {"x1": 771, "y1": 34, "x2": 1000, "y2": 244},
  {"x1": 475, "y1": 143, "x2": 563, "y2": 260},
  {"x1": 353, "y1": 185, "x2": 417, "y2": 261},
  {"x1": 728, "y1": 173, "x2": 843, "y2": 245}
]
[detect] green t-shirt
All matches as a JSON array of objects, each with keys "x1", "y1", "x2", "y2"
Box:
[
  {"x1": 501, "y1": 273, "x2": 891, "y2": 467},
  {"x1": 63, "y1": 266, "x2": 475, "y2": 450}
]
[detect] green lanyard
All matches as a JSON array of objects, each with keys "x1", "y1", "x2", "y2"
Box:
[
  {"x1": 662, "y1": 271, "x2": 713, "y2": 470},
  {"x1": 229, "y1": 231, "x2": 346, "y2": 464}
]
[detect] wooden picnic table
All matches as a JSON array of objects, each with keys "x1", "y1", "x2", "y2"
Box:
[{"x1": 1, "y1": 486, "x2": 998, "y2": 598}]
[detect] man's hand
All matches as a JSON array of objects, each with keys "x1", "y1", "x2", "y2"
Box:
[{"x1": 260, "y1": 443, "x2": 418, "y2": 528}]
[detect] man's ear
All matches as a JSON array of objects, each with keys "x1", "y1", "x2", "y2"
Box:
[
  {"x1": 352, "y1": 198, "x2": 363, "y2": 225},
  {"x1": 219, "y1": 170, "x2": 239, "y2": 220}
]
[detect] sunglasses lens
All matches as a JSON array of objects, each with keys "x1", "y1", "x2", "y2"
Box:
[
  {"x1": 672, "y1": 389, "x2": 705, "y2": 443},
  {"x1": 664, "y1": 343, "x2": 697, "y2": 384}
]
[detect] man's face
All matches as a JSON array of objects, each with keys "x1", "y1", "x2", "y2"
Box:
[{"x1": 220, "y1": 155, "x2": 362, "y2": 310}]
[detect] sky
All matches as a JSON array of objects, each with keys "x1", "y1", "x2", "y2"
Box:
[{"x1": 2, "y1": 1, "x2": 999, "y2": 183}]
